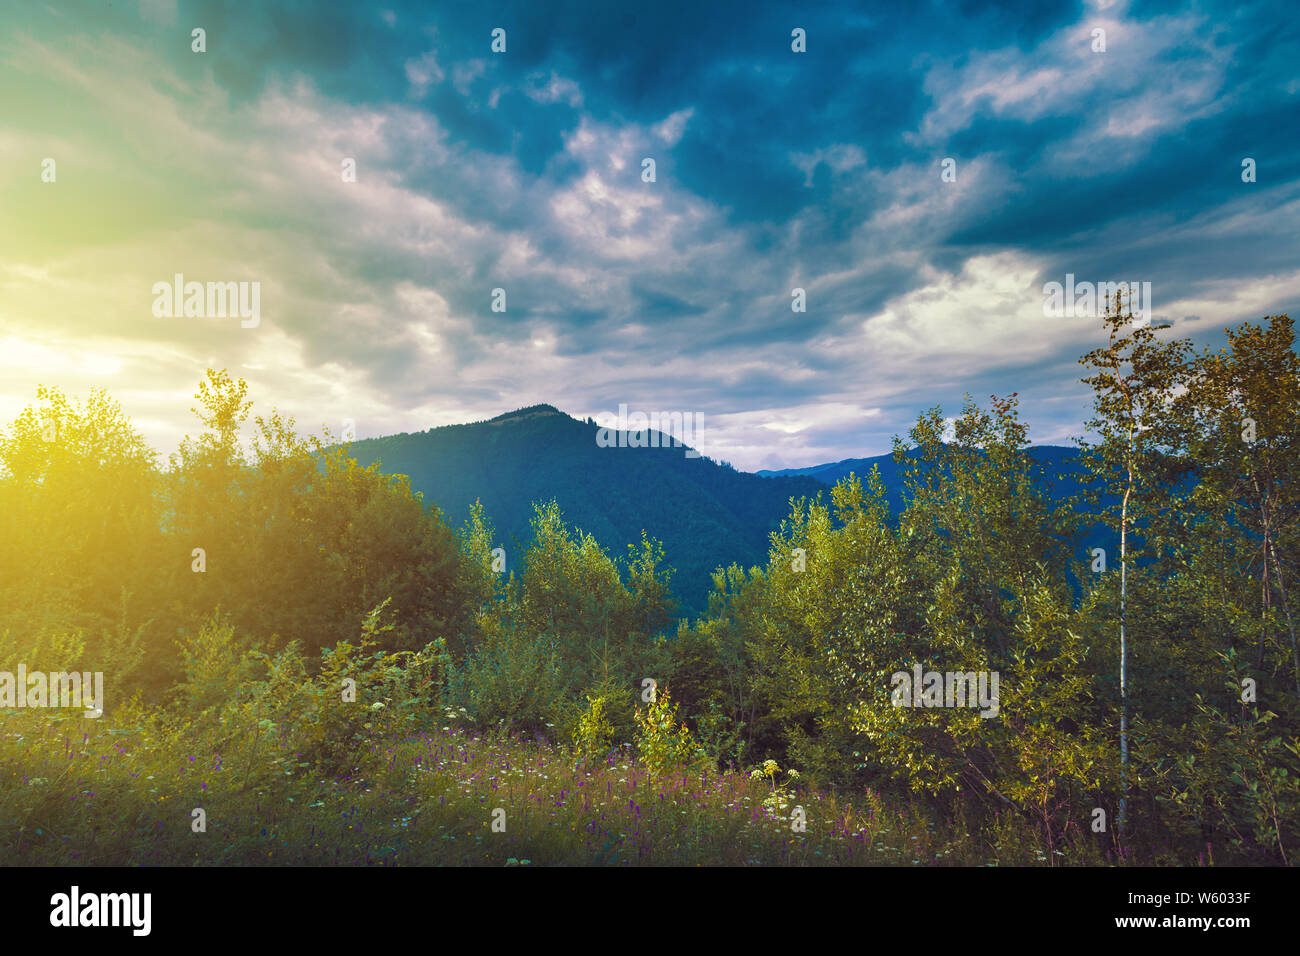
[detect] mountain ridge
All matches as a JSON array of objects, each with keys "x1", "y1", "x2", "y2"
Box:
[
  {"x1": 347, "y1": 406, "x2": 1100, "y2": 615},
  {"x1": 346, "y1": 404, "x2": 824, "y2": 614}
]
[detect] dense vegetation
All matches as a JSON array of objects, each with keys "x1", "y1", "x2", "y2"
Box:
[
  {"x1": 1, "y1": 302, "x2": 1297, "y2": 865},
  {"x1": 346, "y1": 404, "x2": 823, "y2": 614}
]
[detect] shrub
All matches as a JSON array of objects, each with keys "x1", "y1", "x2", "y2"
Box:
[
  {"x1": 573, "y1": 694, "x2": 617, "y2": 763},
  {"x1": 633, "y1": 690, "x2": 711, "y2": 778}
]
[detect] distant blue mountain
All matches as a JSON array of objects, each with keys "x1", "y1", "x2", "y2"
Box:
[
  {"x1": 346, "y1": 405, "x2": 825, "y2": 615},
  {"x1": 758, "y1": 444, "x2": 1115, "y2": 570},
  {"x1": 348, "y1": 405, "x2": 1113, "y2": 617},
  {"x1": 757, "y1": 444, "x2": 1086, "y2": 506}
]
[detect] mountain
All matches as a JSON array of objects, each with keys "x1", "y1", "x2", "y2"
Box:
[
  {"x1": 347, "y1": 405, "x2": 825, "y2": 615},
  {"x1": 758, "y1": 445, "x2": 1086, "y2": 504},
  {"x1": 349, "y1": 406, "x2": 1109, "y2": 617},
  {"x1": 758, "y1": 444, "x2": 1113, "y2": 566}
]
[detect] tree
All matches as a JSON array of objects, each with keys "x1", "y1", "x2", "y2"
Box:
[
  {"x1": 0, "y1": 385, "x2": 163, "y2": 661},
  {"x1": 1179, "y1": 315, "x2": 1300, "y2": 697},
  {"x1": 1079, "y1": 288, "x2": 1191, "y2": 834}
]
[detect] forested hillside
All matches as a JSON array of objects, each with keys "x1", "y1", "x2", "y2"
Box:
[
  {"x1": 346, "y1": 404, "x2": 824, "y2": 614},
  {"x1": 348, "y1": 418, "x2": 1108, "y2": 615},
  {"x1": 759, "y1": 444, "x2": 1081, "y2": 496},
  {"x1": 1, "y1": 304, "x2": 1297, "y2": 866},
  {"x1": 760, "y1": 445, "x2": 1116, "y2": 570}
]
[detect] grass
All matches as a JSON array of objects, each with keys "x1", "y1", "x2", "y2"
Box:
[{"x1": 0, "y1": 705, "x2": 1040, "y2": 866}]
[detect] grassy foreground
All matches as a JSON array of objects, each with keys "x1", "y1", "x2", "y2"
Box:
[{"x1": 0, "y1": 705, "x2": 1104, "y2": 867}]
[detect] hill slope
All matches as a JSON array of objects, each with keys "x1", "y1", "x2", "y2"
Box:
[
  {"x1": 351, "y1": 408, "x2": 1109, "y2": 617},
  {"x1": 347, "y1": 405, "x2": 824, "y2": 615},
  {"x1": 758, "y1": 444, "x2": 1113, "y2": 564},
  {"x1": 758, "y1": 445, "x2": 1086, "y2": 502}
]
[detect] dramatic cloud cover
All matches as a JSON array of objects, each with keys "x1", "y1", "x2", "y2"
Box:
[{"x1": 2, "y1": 0, "x2": 1297, "y2": 469}]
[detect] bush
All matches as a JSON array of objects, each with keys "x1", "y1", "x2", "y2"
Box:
[
  {"x1": 634, "y1": 690, "x2": 711, "y2": 778},
  {"x1": 573, "y1": 694, "x2": 617, "y2": 763}
]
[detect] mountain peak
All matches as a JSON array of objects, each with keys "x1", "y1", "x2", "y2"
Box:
[
  {"x1": 347, "y1": 408, "x2": 823, "y2": 613},
  {"x1": 484, "y1": 404, "x2": 567, "y2": 425}
]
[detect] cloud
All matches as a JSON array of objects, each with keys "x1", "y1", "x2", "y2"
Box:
[
  {"x1": 404, "y1": 47, "x2": 444, "y2": 99},
  {"x1": 0, "y1": 0, "x2": 1295, "y2": 474}
]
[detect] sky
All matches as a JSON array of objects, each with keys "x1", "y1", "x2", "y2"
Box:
[{"x1": 1, "y1": 0, "x2": 1297, "y2": 472}]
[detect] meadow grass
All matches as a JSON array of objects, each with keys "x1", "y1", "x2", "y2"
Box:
[{"x1": 0, "y1": 705, "x2": 1061, "y2": 866}]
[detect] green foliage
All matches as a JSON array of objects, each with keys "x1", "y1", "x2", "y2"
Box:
[
  {"x1": 3, "y1": 307, "x2": 1300, "y2": 866},
  {"x1": 448, "y1": 621, "x2": 566, "y2": 737},
  {"x1": 344, "y1": 404, "x2": 823, "y2": 615},
  {"x1": 634, "y1": 690, "x2": 711, "y2": 778},
  {"x1": 446, "y1": 499, "x2": 670, "y2": 742},
  {"x1": 1145, "y1": 650, "x2": 1300, "y2": 864},
  {"x1": 573, "y1": 694, "x2": 617, "y2": 763}
]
